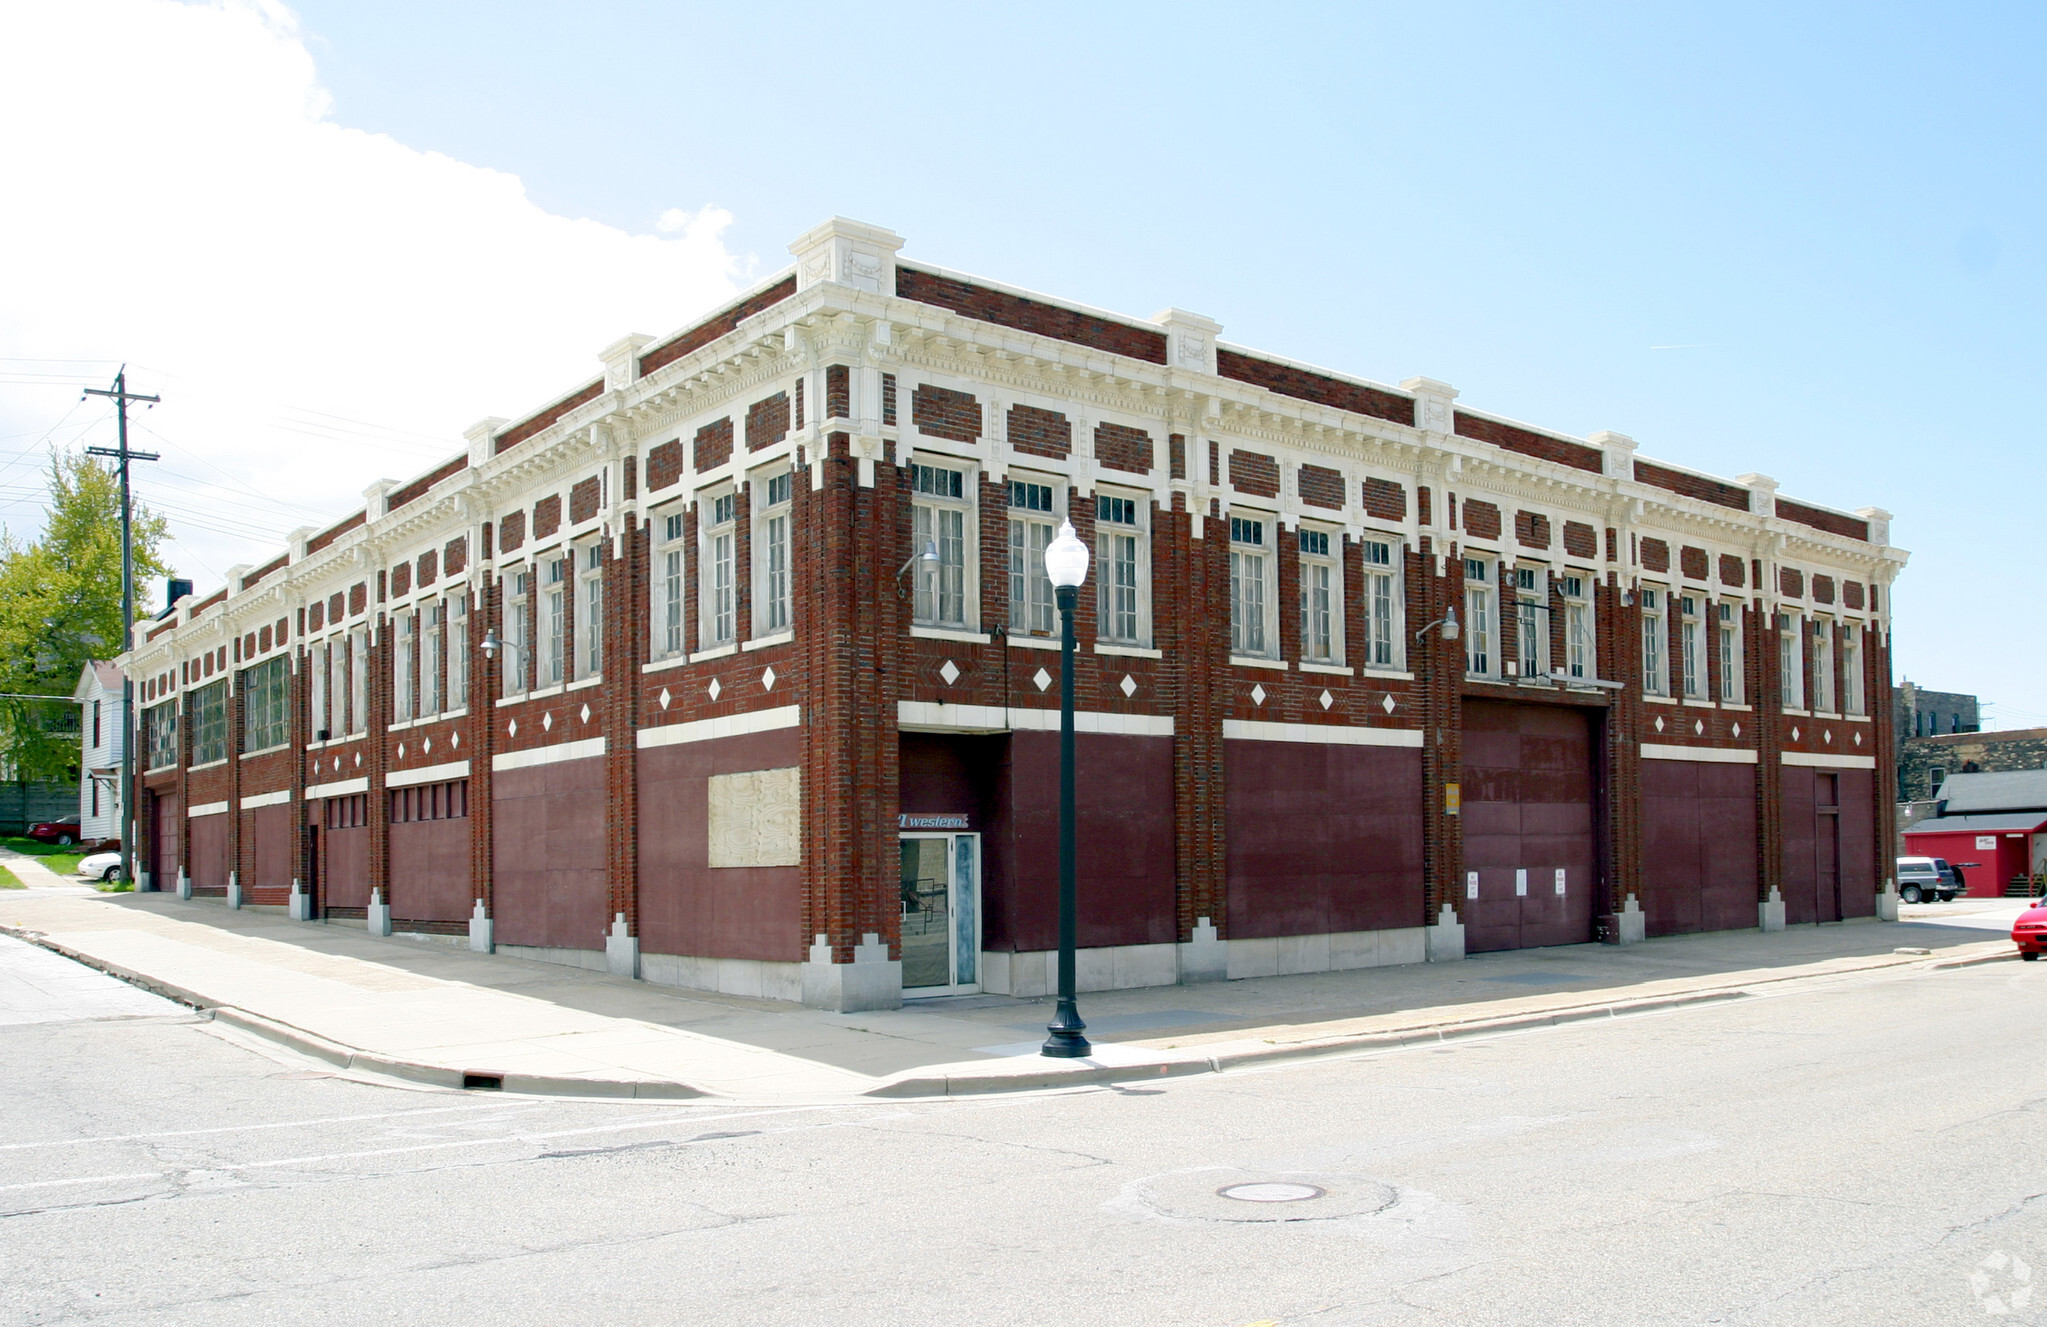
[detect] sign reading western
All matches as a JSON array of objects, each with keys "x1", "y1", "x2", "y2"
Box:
[{"x1": 900, "y1": 814, "x2": 969, "y2": 830}]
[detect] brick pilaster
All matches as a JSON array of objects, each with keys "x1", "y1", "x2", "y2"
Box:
[{"x1": 604, "y1": 520, "x2": 644, "y2": 935}]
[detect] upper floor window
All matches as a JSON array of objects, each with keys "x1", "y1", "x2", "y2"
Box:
[
  {"x1": 1811, "y1": 617, "x2": 1834, "y2": 713},
  {"x1": 242, "y1": 656, "x2": 289, "y2": 752},
  {"x1": 1680, "y1": 594, "x2": 1704, "y2": 699},
  {"x1": 1229, "y1": 515, "x2": 1273, "y2": 658},
  {"x1": 1361, "y1": 539, "x2": 1400, "y2": 670},
  {"x1": 542, "y1": 555, "x2": 567, "y2": 686},
  {"x1": 1097, "y1": 492, "x2": 1147, "y2": 647},
  {"x1": 1841, "y1": 624, "x2": 1863, "y2": 715},
  {"x1": 502, "y1": 571, "x2": 531, "y2": 696},
  {"x1": 308, "y1": 639, "x2": 330, "y2": 740},
  {"x1": 756, "y1": 471, "x2": 793, "y2": 636},
  {"x1": 1515, "y1": 566, "x2": 1548, "y2": 679},
  {"x1": 1562, "y1": 574, "x2": 1593, "y2": 680},
  {"x1": 349, "y1": 628, "x2": 370, "y2": 734},
  {"x1": 579, "y1": 543, "x2": 603, "y2": 677},
  {"x1": 449, "y1": 595, "x2": 469, "y2": 712},
  {"x1": 421, "y1": 600, "x2": 444, "y2": 716},
  {"x1": 1717, "y1": 601, "x2": 1742, "y2": 704},
  {"x1": 654, "y1": 511, "x2": 686, "y2": 660},
  {"x1": 1464, "y1": 557, "x2": 1493, "y2": 677},
  {"x1": 191, "y1": 680, "x2": 228, "y2": 765},
  {"x1": 1640, "y1": 587, "x2": 1666, "y2": 696},
  {"x1": 1008, "y1": 480, "x2": 1056, "y2": 639},
  {"x1": 1778, "y1": 612, "x2": 1803, "y2": 709},
  {"x1": 911, "y1": 463, "x2": 970, "y2": 628},
  {"x1": 394, "y1": 611, "x2": 416, "y2": 722},
  {"x1": 703, "y1": 491, "x2": 737, "y2": 648},
  {"x1": 1298, "y1": 527, "x2": 1338, "y2": 664},
  {"x1": 145, "y1": 700, "x2": 178, "y2": 770}
]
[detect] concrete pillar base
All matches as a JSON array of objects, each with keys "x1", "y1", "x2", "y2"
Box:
[
  {"x1": 468, "y1": 900, "x2": 493, "y2": 953},
  {"x1": 177, "y1": 869, "x2": 191, "y2": 901},
  {"x1": 605, "y1": 913, "x2": 640, "y2": 979},
  {"x1": 1426, "y1": 905, "x2": 1466, "y2": 963},
  {"x1": 801, "y1": 932, "x2": 902, "y2": 1012},
  {"x1": 1177, "y1": 916, "x2": 1227, "y2": 984},
  {"x1": 1617, "y1": 893, "x2": 1647, "y2": 945},
  {"x1": 226, "y1": 872, "x2": 241, "y2": 911},
  {"x1": 135, "y1": 870, "x2": 153, "y2": 893},
  {"x1": 1760, "y1": 886, "x2": 1787, "y2": 932},
  {"x1": 1875, "y1": 886, "x2": 1900, "y2": 922},
  {"x1": 366, "y1": 888, "x2": 392, "y2": 937},
  {"x1": 287, "y1": 880, "x2": 314, "y2": 922}
]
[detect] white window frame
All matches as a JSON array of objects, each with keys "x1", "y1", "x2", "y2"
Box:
[
  {"x1": 911, "y1": 461, "x2": 975, "y2": 630},
  {"x1": 421, "y1": 598, "x2": 443, "y2": 717},
  {"x1": 542, "y1": 553, "x2": 567, "y2": 687},
  {"x1": 1297, "y1": 524, "x2": 1340, "y2": 665},
  {"x1": 1561, "y1": 572, "x2": 1594, "y2": 681},
  {"x1": 394, "y1": 611, "x2": 415, "y2": 723},
  {"x1": 1514, "y1": 565, "x2": 1548, "y2": 679},
  {"x1": 1717, "y1": 600, "x2": 1743, "y2": 704},
  {"x1": 1779, "y1": 611, "x2": 1804, "y2": 710},
  {"x1": 1640, "y1": 586, "x2": 1667, "y2": 696},
  {"x1": 1007, "y1": 477, "x2": 1058, "y2": 639},
  {"x1": 1811, "y1": 616, "x2": 1834, "y2": 714},
  {"x1": 753, "y1": 469, "x2": 793, "y2": 638},
  {"x1": 1680, "y1": 594, "x2": 1704, "y2": 699},
  {"x1": 1360, "y1": 536, "x2": 1403, "y2": 671},
  {"x1": 1842, "y1": 623, "x2": 1863, "y2": 716},
  {"x1": 1464, "y1": 556, "x2": 1495, "y2": 678},
  {"x1": 1096, "y1": 487, "x2": 1150, "y2": 648},
  {"x1": 502, "y1": 568, "x2": 531, "y2": 697},
  {"x1": 308, "y1": 637, "x2": 330, "y2": 740},
  {"x1": 701, "y1": 490, "x2": 738, "y2": 649},
  {"x1": 653, "y1": 508, "x2": 687, "y2": 660},
  {"x1": 578, "y1": 542, "x2": 603, "y2": 678},
  {"x1": 349, "y1": 628, "x2": 369, "y2": 734},
  {"x1": 448, "y1": 594, "x2": 469, "y2": 712},
  {"x1": 1229, "y1": 513, "x2": 1276, "y2": 659}
]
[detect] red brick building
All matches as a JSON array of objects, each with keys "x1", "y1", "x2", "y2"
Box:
[{"x1": 122, "y1": 218, "x2": 1909, "y2": 1010}]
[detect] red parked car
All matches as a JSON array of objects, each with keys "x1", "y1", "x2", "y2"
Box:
[
  {"x1": 24, "y1": 817, "x2": 81, "y2": 846},
  {"x1": 2014, "y1": 900, "x2": 2047, "y2": 960}
]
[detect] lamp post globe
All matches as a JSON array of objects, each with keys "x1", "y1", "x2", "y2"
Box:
[{"x1": 1042, "y1": 519, "x2": 1092, "y2": 1057}]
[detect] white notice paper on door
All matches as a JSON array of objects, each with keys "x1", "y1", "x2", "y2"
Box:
[
  {"x1": 1466, "y1": 870, "x2": 1478, "y2": 900},
  {"x1": 1515, "y1": 868, "x2": 1528, "y2": 897},
  {"x1": 1555, "y1": 868, "x2": 1567, "y2": 896}
]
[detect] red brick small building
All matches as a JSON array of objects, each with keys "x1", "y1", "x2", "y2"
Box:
[{"x1": 122, "y1": 218, "x2": 1909, "y2": 1010}]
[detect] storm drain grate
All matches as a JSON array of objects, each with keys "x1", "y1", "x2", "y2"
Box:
[{"x1": 462, "y1": 1073, "x2": 503, "y2": 1091}]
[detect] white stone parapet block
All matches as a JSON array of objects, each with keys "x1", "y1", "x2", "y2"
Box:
[
  {"x1": 1178, "y1": 915, "x2": 1226, "y2": 984},
  {"x1": 468, "y1": 899, "x2": 494, "y2": 953},
  {"x1": 226, "y1": 871, "x2": 242, "y2": 911},
  {"x1": 288, "y1": 879, "x2": 313, "y2": 922},
  {"x1": 1618, "y1": 893, "x2": 1647, "y2": 945},
  {"x1": 366, "y1": 888, "x2": 392, "y2": 937},
  {"x1": 605, "y1": 913, "x2": 640, "y2": 980},
  {"x1": 1426, "y1": 904, "x2": 1466, "y2": 963},
  {"x1": 1759, "y1": 886, "x2": 1787, "y2": 932}
]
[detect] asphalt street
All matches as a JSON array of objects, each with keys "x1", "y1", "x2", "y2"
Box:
[{"x1": 2, "y1": 929, "x2": 2042, "y2": 1326}]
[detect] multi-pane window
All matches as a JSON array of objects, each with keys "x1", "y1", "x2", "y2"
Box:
[
  {"x1": 1464, "y1": 557, "x2": 1493, "y2": 677},
  {"x1": 543, "y1": 555, "x2": 567, "y2": 685},
  {"x1": 1640, "y1": 588, "x2": 1667, "y2": 696},
  {"x1": 1229, "y1": 516, "x2": 1271, "y2": 657},
  {"x1": 1008, "y1": 480, "x2": 1056, "y2": 638},
  {"x1": 242, "y1": 657, "x2": 288, "y2": 752},
  {"x1": 1842, "y1": 624, "x2": 1862, "y2": 715},
  {"x1": 503, "y1": 571, "x2": 531, "y2": 696},
  {"x1": 911, "y1": 463, "x2": 969, "y2": 627},
  {"x1": 580, "y1": 544, "x2": 604, "y2": 677},
  {"x1": 1097, "y1": 493, "x2": 1144, "y2": 646},
  {"x1": 1717, "y1": 601, "x2": 1742, "y2": 704},
  {"x1": 191, "y1": 681, "x2": 228, "y2": 765},
  {"x1": 1515, "y1": 566, "x2": 1547, "y2": 678},
  {"x1": 703, "y1": 492, "x2": 737, "y2": 647},
  {"x1": 656, "y1": 512, "x2": 687, "y2": 658},
  {"x1": 145, "y1": 701, "x2": 178, "y2": 770},
  {"x1": 1680, "y1": 595, "x2": 1704, "y2": 698},
  {"x1": 349, "y1": 629, "x2": 369, "y2": 734},
  {"x1": 1361, "y1": 539, "x2": 1399, "y2": 669},
  {"x1": 1778, "y1": 613, "x2": 1803, "y2": 709},
  {"x1": 449, "y1": 596, "x2": 469, "y2": 711},
  {"x1": 421, "y1": 601, "x2": 443, "y2": 716},
  {"x1": 394, "y1": 612, "x2": 415, "y2": 722},
  {"x1": 1298, "y1": 527, "x2": 1337, "y2": 664},
  {"x1": 757, "y1": 471, "x2": 792, "y2": 636},
  {"x1": 308, "y1": 640, "x2": 329, "y2": 739},
  {"x1": 1563, "y1": 575, "x2": 1592, "y2": 680},
  {"x1": 1811, "y1": 619, "x2": 1834, "y2": 713},
  {"x1": 389, "y1": 779, "x2": 469, "y2": 823}
]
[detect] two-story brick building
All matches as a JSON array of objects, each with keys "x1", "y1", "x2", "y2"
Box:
[{"x1": 121, "y1": 217, "x2": 1908, "y2": 1010}]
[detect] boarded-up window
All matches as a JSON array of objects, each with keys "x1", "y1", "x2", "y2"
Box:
[{"x1": 707, "y1": 767, "x2": 801, "y2": 867}]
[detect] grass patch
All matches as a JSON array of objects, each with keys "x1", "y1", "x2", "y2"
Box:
[
  {"x1": 94, "y1": 879, "x2": 133, "y2": 893},
  {"x1": 42, "y1": 853, "x2": 87, "y2": 875},
  {"x1": 0, "y1": 865, "x2": 25, "y2": 889},
  {"x1": 2, "y1": 835, "x2": 78, "y2": 857}
]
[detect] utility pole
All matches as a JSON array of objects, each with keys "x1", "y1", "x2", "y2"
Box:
[{"x1": 84, "y1": 367, "x2": 158, "y2": 890}]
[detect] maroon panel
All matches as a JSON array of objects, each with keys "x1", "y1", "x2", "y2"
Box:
[
  {"x1": 390, "y1": 817, "x2": 472, "y2": 924},
  {"x1": 326, "y1": 824, "x2": 369, "y2": 908},
  {"x1": 1224, "y1": 740, "x2": 1424, "y2": 940},
  {"x1": 1640, "y1": 760, "x2": 1758, "y2": 936},
  {"x1": 901, "y1": 732, "x2": 1011, "y2": 953},
  {"x1": 493, "y1": 756, "x2": 610, "y2": 953},
  {"x1": 189, "y1": 814, "x2": 229, "y2": 890},
  {"x1": 1780, "y1": 766, "x2": 1818, "y2": 925},
  {"x1": 636, "y1": 729, "x2": 804, "y2": 963},
  {"x1": 1837, "y1": 768, "x2": 1876, "y2": 919},
  {"x1": 251, "y1": 804, "x2": 293, "y2": 888},
  {"x1": 1000, "y1": 732, "x2": 1175, "y2": 952},
  {"x1": 150, "y1": 793, "x2": 180, "y2": 884},
  {"x1": 1460, "y1": 701, "x2": 1597, "y2": 952}
]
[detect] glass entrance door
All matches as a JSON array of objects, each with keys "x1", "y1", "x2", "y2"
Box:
[{"x1": 900, "y1": 833, "x2": 980, "y2": 995}]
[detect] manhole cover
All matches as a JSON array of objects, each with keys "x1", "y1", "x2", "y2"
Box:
[
  {"x1": 1134, "y1": 1168, "x2": 1396, "y2": 1223},
  {"x1": 1219, "y1": 1182, "x2": 1324, "y2": 1203}
]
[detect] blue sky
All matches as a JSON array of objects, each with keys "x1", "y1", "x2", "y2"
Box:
[{"x1": 5, "y1": 2, "x2": 2041, "y2": 722}]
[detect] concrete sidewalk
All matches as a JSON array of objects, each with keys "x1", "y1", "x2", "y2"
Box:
[{"x1": 0, "y1": 888, "x2": 2018, "y2": 1101}]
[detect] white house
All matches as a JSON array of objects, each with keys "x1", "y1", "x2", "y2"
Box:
[{"x1": 74, "y1": 661, "x2": 124, "y2": 844}]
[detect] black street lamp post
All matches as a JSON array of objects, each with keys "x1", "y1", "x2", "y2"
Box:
[{"x1": 1041, "y1": 520, "x2": 1091, "y2": 1058}]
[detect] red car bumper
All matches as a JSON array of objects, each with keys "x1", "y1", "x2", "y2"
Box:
[{"x1": 2013, "y1": 926, "x2": 2047, "y2": 955}]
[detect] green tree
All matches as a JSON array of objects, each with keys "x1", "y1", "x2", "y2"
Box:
[{"x1": 0, "y1": 451, "x2": 170, "y2": 781}]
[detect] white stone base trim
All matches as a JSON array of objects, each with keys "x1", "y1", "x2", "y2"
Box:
[
  {"x1": 1426, "y1": 905, "x2": 1466, "y2": 963},
  {"x1": 985, "y1": 924, "x2": 1429, "y2": 995},
  {"x1": 1223, "y1": 719, "x2": 1423, "y2": 748},
  {"x1": 177, "y1": 868, "x2": 191, "y2": 900},
  {"x1": 1228, "y1": 926, "x2": 1427, "y2": 979},
  {"x1": 605, "y1": 913, "x2": 640, "y2": 980},
  {"x1": 288, "y1": 880, "x2": 313, "y2": 921},
  {"x1": 1760, "y1": 886, "x2": 1787, "y2": 932},
  {"x1": 240, "y1": 789, "x2": 292, "y2": 810},
  {"x1": 496, "y1": 943, "x2": 606, "y2": 972},
  {"x1": 983, "y1": 942, "x2": 1180, "y2": 998},
  {"x1": 640, "y1": 952, "x2": 802, "y2": 1003},
  {"x1": 366, "y1": 888, "x2": 392, "y2": 937},
  {"x1": 388, "y1": 760, "x2": 471, "y2": 788},
  {"x1": 897, "y1": 700, "x2": 1173, "y2": 737},
  {"x1": 186, "y1": 800, "x2": 229, "y2": 819},
  {"x1": 306, "y1": 776, "x2": 369, "y2": 800},
  {"x1": 1780, "y1": 751, "x2": 1876, "y2": 769},
  {"x1": 801, "y1": 932, "x2": 902, "y2": 1011},
  {"x1": 1876, "y1": 883, "x2": 1900, "y2": 922},
  {"x1": 226, "y1": 872, "x2": 242, "y2": 910},
  {"x1": 637, "y1": 704, "x2": 802, "y2": 748},
  {"x1": 1178, "y1": 916, "x2": 1226, "y2": 984},
  {"x1": 1618, "y1": 893, "x2": 1646, "y2": 945},
  {"x1": 1640, "y1": 743, "x2": 1758, "y2": 764},
  {"x1": 468, "y1": 900, "x2": 493, "y2": 953}
]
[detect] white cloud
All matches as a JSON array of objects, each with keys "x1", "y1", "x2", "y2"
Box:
[{"x1": 0, "y1": 0, "x2": 744, "y2": 591}]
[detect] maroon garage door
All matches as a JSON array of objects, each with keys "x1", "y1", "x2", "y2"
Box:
[{"x1": 1461, "y1": 700, "x2": 1598, "y2": 953}]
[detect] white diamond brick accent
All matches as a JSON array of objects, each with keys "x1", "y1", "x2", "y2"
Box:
[
  {"x1": 659, "y1": 687, "x2": 672, "y2": 710},
  {"x1": 580, "y1": 703, "x2": 592, "y2": 724},
  {"x1": 508, "y1": 719, "x2": 518, "y2": 738},
  {"x1": 1654, "y1": 716, "x2": 1665, "y2": 733},
  {"x1": 542, "y1": 711, "x2": 554, "y2": 731},
  {"x1": 939, "y1": 660, "x2": 960, "y2": 685},
  {"x1": 1033, "y1": 668, "x2": 1052, "y2": 692},
  {"x1": 1251, "y1": 683, "x2": 1266, "y2": 706},
  {"x1": 1382, "y1": 693, "x2": 1397, "y2": 714},
  {"x1": 1319, "y1": 690, "x2": 1334, "y2": 710},
  {"x1": 708, "y1": 678, "x2": 722, "y2": 701},
  {"x1": 1732, "y1": 722, "x2": 1741, "y2": 738},
  {"x1": 1119, "y1": 674, "x2": 1136, "y2": 698},
  {"x1": 761, "y1": 666, "x2": 777, "y2": 691},
  {"x1": 1693, "y1": 719, "x2": 1703, "y2": 736}
]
